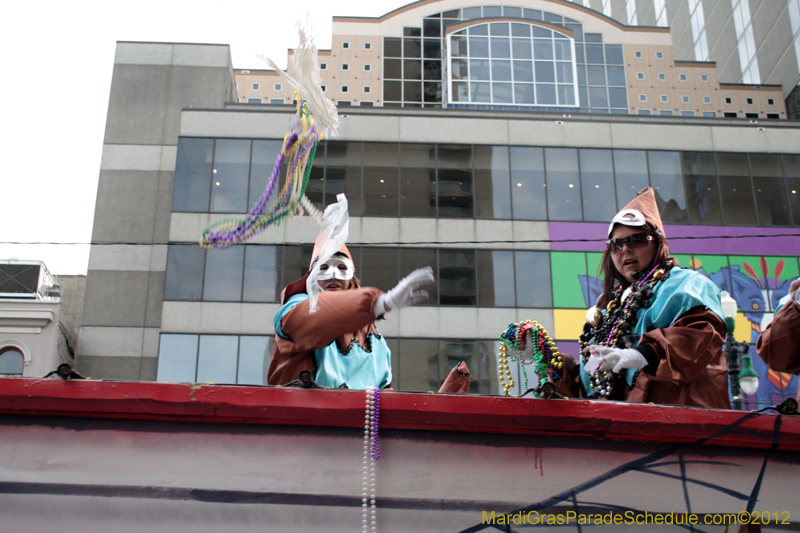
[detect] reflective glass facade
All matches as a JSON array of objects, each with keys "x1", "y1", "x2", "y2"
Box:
[
  {"x1": 173, "y1": 137, "x2": 800, "y2": 226},
  {"x1": 384, "y1": 5, "x2": 627, "y2": 113}
]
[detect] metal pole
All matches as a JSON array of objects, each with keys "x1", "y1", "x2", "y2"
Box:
[{"x1": 726, "y1": 330, "x2": 742, "y2": 410}]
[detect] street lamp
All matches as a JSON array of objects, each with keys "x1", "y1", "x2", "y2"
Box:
[{"x1": 720, "y1": 291, "x2": 759, "y2": 409}]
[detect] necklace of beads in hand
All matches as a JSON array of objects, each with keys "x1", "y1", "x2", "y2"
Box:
[{"x1": 579, "y1": 259, "x2": 672, "y2": 399}]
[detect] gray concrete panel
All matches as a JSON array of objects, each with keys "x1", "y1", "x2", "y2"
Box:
[
  {"x1": 153, "y1": 170, "x2": 174, "y2": 243},
  {"x1": 104, "y1": 64, "x2": 171, "y2": 145},
  {"x1": 162, "y1": 66, "x2": 235, "y2": 143},
  {"x1": 82, "y1": 270, "x2": 150, "y2": 328},
  {"x1": 91, "y1": 170, "x2": 159, "y2": 243},
  {"x1": 667, "y1": 0, "x2": 694, "y2": 61},
  {"x1": 637, "y1": 0, "x2": 656, "y2": 26},
  {"x1": 77, "y1": 354, "x2": 154, "y2": 381},
  {"x1": 752, "y1": 3, "x2": 793, "y2": 89},
  {"x1": 708, "y1": 16, "x2": 740, "y2": 79},
  {"x1": 144, "y1": 270, "x2": 165, "y2": 328},
  {"x1": 764, "y1": 51, "x2": 800, "y2": 97},
  {"x1": 702, "y1": 0, "x2": 733, "y2": 58}
]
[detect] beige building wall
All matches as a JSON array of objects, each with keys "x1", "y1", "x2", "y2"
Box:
[{"x1": 625, "y1": 44, "x2": 785, "y2": 118}]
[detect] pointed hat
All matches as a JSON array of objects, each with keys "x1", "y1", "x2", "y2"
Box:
[{"x1": 607, "y1": 187, "x2": 665, "y2": 239}]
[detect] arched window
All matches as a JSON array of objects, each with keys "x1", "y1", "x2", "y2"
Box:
[
  {"x1": 447, "y1": 21, "x2": 578, "y2": 108},
  {"x1": 0, "y1": 347, "x2": 24, "y2": 376}
]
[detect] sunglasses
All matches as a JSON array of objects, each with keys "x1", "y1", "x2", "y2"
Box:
[{"x1": 606, "y1": 233, "x2": 654, "y2": 252}]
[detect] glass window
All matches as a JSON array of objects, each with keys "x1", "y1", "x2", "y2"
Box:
[
  {"x1": 360, "y1": 248, "x2": 399, "y2": 292},
  {"x1": 784, "y1": 155, "x2": 800, "y2": 225},
  {"x1": 242, "y1": 245, "x2": 279, "y2": 302},
  {"x1": 510, "y1": 147, "x2": 546, "y2": 220},
  {"x1": 401, "y1": 248, "x2": 438, "y2": 306},
  {"x1": 437, "y1": 145, "x2": 473, "y2": 217},
  {"x1": 210, "y1": 139, "x2": 251, "y2": 213},
  {"x1": 384, "y1": 38, "x2": 402, "y2": 58},
  {"x1": 363, "y1": 143, "x2": 399, "y2": 216},
  {"x1": 608, "y1": 87, "x2": 627, "y2": 108},
  {"x1": 203, "y1": 247, "x2": 244, "y2": 301},
  {"x1": 326, "y1": 142, "x2": 362, "y2": 215},
  {"x1": 173, "y1": 138, "x2": 213, "y2": 212},
  {"x1": 423, "y1": 19, "x2": 441, "y2": 38},
  {"x1": 515, "y1": 251, "x2": 552, "y2": 307},
  {"x1": 157, "y1": 334, "x2": 198, "y2": 383},
  {"x1": 545, "y1": 148, "x2": 580, "y2": 221},
  {"x1": 282, "y1": 245, "x2": 314, "y2": 288},
  {"x1": 238, "y1": 336, "x2": 271, "y2": 385},
  {"x1": 249, "y1": 140, "x2": 284, "y2": 208},
  {"x1": 580, "y1": 149, "x2": 616, "y2": 222},
  {"x1": 614, "y1": 150, "x2": 649, "y2": 210},
  {"x1": 424, "y1": 39, "x2": 442, "y2": 59},
  {"x1": 607, "y1": 66, "x2": 625, "y2": 86},
  {"x1": 648, "y1": 151, "x2": 688, "y2": 224},
  {"x1": 303, "y1": 140, "x2": 325, "y2": 210},
  {"x1": 716, "y1": 153, "x2": 756, "y2": 225},
  {"x1": 585, "y1": 44, "x2": 604, "y2": 64},
  {"x1": 400, "y1": 144, "x2": 436, "y2": 217},
  {"x1": 398, "y1": 338, "x2": 439, "y2": 391},
  {"x1": 164, "y1": 244, "x2": 205, "y2": 300},
  {"x1": 404, "y1": 81, "x2": 423, "y2": 102},
  {"x1": 589, "y1": 87, "x2": 608, "y2": 108},
  {"x1": 196, "y1": 335, "x2": 238, "y2": 384},
  {"x1": 474, "y1": 146, "x2": 511, "y2": 219},
  {"x1": 682, "y1": 152, "x2": 722, "y2": 224},
  {"x1": 604, "y1": 44, "x2": 623, "y2": 65},
  {"x1": 750, "y1": 154, "x2": 790, "y2": 226},
  {"x1": 0, "y1": 348, "x2": 23, "y2": 375},
  {"x1": 423, "y1": 60, "x2": 441, "y2": 81},
  {"x1": 477, "y1": 250, "x2": 515, "y2": 306},
  {"x1": 439, "y1": 250, "x2": 476, "y2": 305},
  {"x1": 404, "y1": 38, "x2": 421, "y2": 58},
  {"x1": 587, "y1": 65, "x2": 606, "y2": 86}
]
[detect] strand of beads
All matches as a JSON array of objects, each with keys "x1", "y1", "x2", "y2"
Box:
[
  {"x1": 497, "y1": 344, "x2": 515, "y2": 396},
  {"x1": 362, "y1": 387, "x2": 378, "y2": 533},
  {"x1": 200, "y1": 96, "x2": 322, "y2": 249}
]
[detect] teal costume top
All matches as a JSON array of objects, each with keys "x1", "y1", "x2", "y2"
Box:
[
  {"x1": 275, "y1": 293, "x2": 392, "y2": 389},
  {"x1": 580, "y1": 266, "x2": 724, "y2": 397}
]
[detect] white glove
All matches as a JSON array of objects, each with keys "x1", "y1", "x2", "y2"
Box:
[
  {"x1": 586, "y1": 345, "x2": 647, "y2": 374},
  {"x1": 374, "y1": 267, "x2": 435, "y2": 316}
]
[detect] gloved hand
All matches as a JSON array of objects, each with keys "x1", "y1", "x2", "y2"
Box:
[
  {"x1": 585, "y1": 345, "x2": 647, "y2": 374},
  {"x1": 374, "y1": 267, "x2": 435, "y2": 317}
]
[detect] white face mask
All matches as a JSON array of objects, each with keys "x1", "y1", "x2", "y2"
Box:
[{"x1": 315, "y1": 256, "x2": 355, "y2": 281}]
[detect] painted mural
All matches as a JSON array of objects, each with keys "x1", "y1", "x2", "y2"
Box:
[{"x1": 549, "y1": 251, "x2": 799, "y2": 408}]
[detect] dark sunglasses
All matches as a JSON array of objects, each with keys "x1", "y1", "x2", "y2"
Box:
[{"x1": 606, "y1": 233, "x2": 654, "y2": 252}]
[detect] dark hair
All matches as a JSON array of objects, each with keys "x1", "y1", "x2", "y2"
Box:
[{"x1": 597, "y1": 224, "x2": 666, "y2": 307}]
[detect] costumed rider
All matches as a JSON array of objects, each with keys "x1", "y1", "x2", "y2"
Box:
[
  {"x1": 269, "y1": 238, "x2": 433, "y2": 389},
  {"x1": 556, "y1": 187, "x2": 730, "y2": 408},
  {"x1": 756, "y1": 278, "x2": 800, "y2": 402}
]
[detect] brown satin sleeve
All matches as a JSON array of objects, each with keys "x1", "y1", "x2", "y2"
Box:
[
  {"x1": 279, "y1": 288, "x2": 383, "y2": 352},
  {"x1": 638, "y1": 308, "x2": 727, "y2": 384},
  {"x1": 553, "y1": 353, "x2": 584, "y2": 399},
  {"x1": 757, "y1": 302, "x2": 800, "y2": 375},
  {"x1": 438, "y1": 361, "x2": 471, "y2": 394},
  {"x1": 267, "y1": 288, "x2": 383, "y2": 386}
]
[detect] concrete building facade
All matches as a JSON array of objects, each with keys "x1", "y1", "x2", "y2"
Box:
[{"x1": 80, "y1": 1, "x2": 800, "y2": 407}]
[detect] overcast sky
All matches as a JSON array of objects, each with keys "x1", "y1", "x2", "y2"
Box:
[{"x1": 1, "y1": 0, "x2": 406, "y2": 276}]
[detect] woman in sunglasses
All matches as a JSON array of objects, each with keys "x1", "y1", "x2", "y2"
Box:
[
  {"x1": 268, "y1": 234, "x2": 436, "y2": 390},
  {"x1": 558, "y1": 188, "x2": 730, "y2": 408}
]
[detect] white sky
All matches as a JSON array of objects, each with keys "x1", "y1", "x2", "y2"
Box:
[{"x1": 0, "y1": 0, "x2": 407, "y2": 276}]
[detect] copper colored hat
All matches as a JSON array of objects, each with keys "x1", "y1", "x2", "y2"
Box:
[
  {"x1": 281, "y1": 233, "x2": 355, "y2": 303},
  {"x1": 607, "y1": 187, "x2": 666, "y2": 239}
]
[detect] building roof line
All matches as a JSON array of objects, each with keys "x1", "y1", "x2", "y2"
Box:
[{"x1": 331, "y1": 0, "x2": 669, "y2": 34}]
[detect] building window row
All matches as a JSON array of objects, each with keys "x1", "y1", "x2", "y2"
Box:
[
  {"x1": 163, "y1": 244, "x2": 800, "y2": 318},
  {"x1": 156, "y1": 333, "x2": 495, "y2": 394},
  {"x1": 164, "y1": 245, "x2": 554, "y2": 308},
  {"x1": 172, "y1": 138, "x2": 800, "y2": 227}
]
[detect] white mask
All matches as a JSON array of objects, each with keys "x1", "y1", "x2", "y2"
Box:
[{"x1": 315, "y1": 256, "x2": 355, "y2": 281}]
